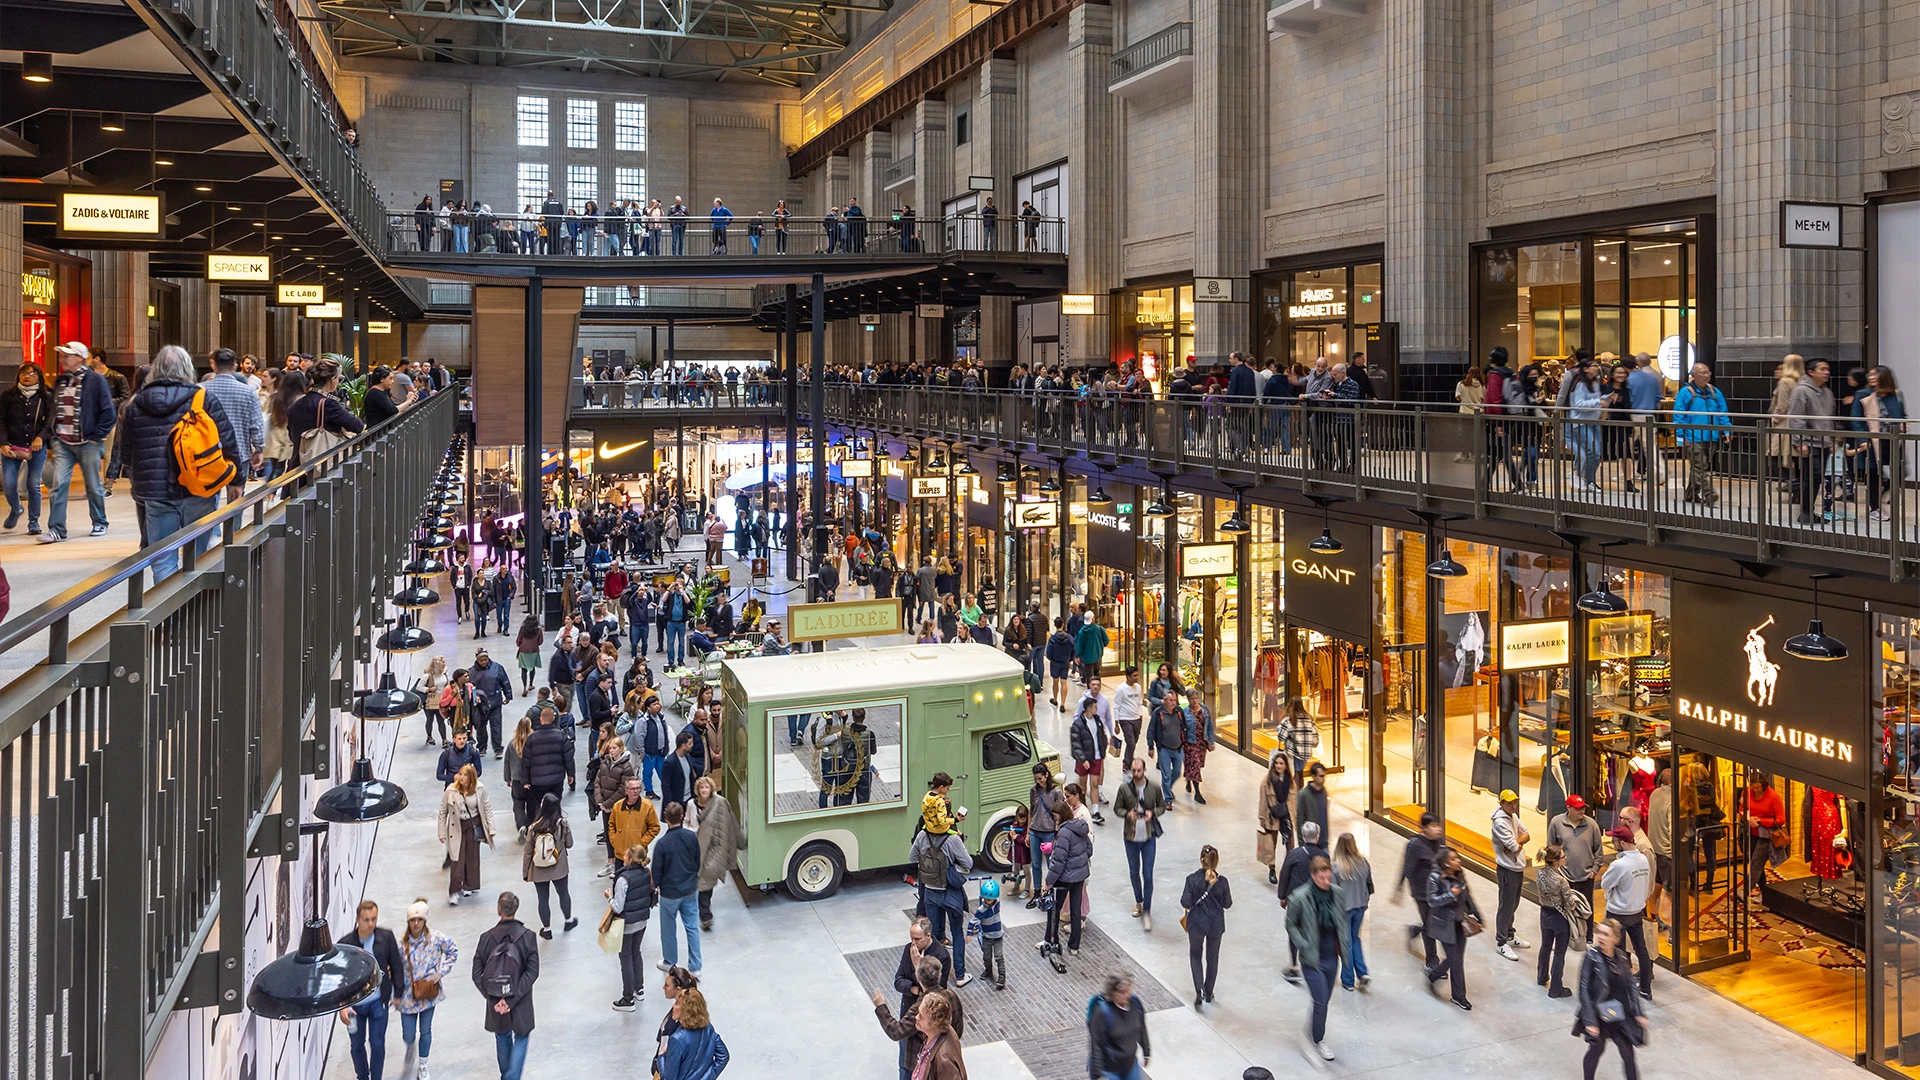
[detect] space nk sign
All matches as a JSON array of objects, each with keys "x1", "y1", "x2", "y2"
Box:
[{"x1": 1779, "y1": 202, "x2": 1844, "y2": 249}]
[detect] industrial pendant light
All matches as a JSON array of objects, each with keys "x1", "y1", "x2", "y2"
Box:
[
  {"x1": 353, "y1": 671, "x2": 424, "y2": 720},
  {"x1": 1576, "y1": 545, "x2": 1629, "y2": 615},
  {"x1": 377, "y1": 613, "x2": 434, "y2": 653},
  {"x1": 246, "y1": 845, "x2": 381, "y2": 1018},
  {"x1": 404, "y1": 549, "x2": 447, "y2": 576},
  {"x1": 393, "y1": 575, "x2": 440, "y2": 608},
  {"x1": 420, "y1": 513, "x2": 454, "y2": 532},
  {"x1": 875, "y1": 441, "x2": 892, "y2": 459},
  {"x1": 996, "y1": 463, "x2": 1016, "y2": 485},
  {"x1": 1425, "y1": 520, "x2": 1468, "y2": 579},
  {"x1": 1087, "y1": 485, "x2": 1113, "y2": 507},
  {"x1": 1145, "y1": 484, "x2": 1177, "y2": 519},
  {"x1": 1307, "y1": 503, "x2": 1343, "y2": 554},
  {"x1": 957, "y1": 457, "x2": 977, "y2": 475},
  {"x1": 312, "y1": 757, "x2": 410, "y2": 823},
  {"x1": 1784, "y1": 574, "x2": 1850, "y2": 661},
  {"x1": 1039, "y1": 475, "x2": 1062, "y2": 495},
  {"x1": 1218, "y1": 501, "x2": 1251, "y2": 536},
  {"x1": 419, "y1": 531, "x2": 452, "y2": 553}
]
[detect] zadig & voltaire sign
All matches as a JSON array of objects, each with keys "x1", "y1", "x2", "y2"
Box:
[{"x1": 1670, "y1": 581, "x2": 1869, "y2": 792}]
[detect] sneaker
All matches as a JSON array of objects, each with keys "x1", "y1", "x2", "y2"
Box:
[
  {"x1": 1283, "y1": 967, "x2": 1302, "y2": 984},
  {"x1": 90, "y1": 524, "x2": 108, "y2": 537},
  {"x1": 612, "y1": 997, "x2": 637, "y2": 1012},
  {"x1": 1872, "y1": 510, "x2": 1891, "y2": 522},
  {"x1": 539, "y1": 928, "x2": 553, "y2": 940},
  {"x1": 1454, "y1": 999, "x2": 1473, "y2": 1011},
  {"x1": 1511, "y1": 938, "x2": 1531, "y2": 949},
  {"x1": 993, "y1": 982, "x2": 1005, "y2": 992},
  {"x1": 37, "y1": 529, "x2": 63, "y2": 544},
  {"x1": 655, "y1": 961, "x2": 675, "y2": 973},
  {"x1": 1092, "y1": 812, "x2": 1106, "y2": 826},
  {"x1": 1549, "y1": 987, "x2": 1573, "y2": 999},
  {"x1": 25, "y1": 523, "x2": 38, "y2": 535},
  {"x1": 1132, "y1": 903, "x2": 1142, "y2": 918},
  {"x1": 564, "y1": 917, "x2": 578, "y2": 932},
  {"x1": 1033, "y1": 940, "x2": 1051, "y2": 952},
  {"x1": 598, "y1": 865, "x2": 615, "y2": 878},
  {"x1": 1025, "y1": 897, "x2": 1040, "y2": 910},
  {"x1": 955, "y1": 974, "x2": 974, "y2": 988},
  {"x1": 1142, "y1": 912, "x2": 1152, "y2": 932},
  {"x1": 448, "y1": 894, "x2": 459, "y2": 906},
  {"x1": 1316, "y1": 1043, "x2": 1336, "y2": 1061},
  {"x1": 417, "y1": 1064, "x2": 431, "y2": 1080},
  {"x1": 2, "y1": 510, "x2": 17, "y2": 530},
  {"x1": 1358, "y1": 974, "x2": 1369, "y2": 987},
  {"x1": 1068, "y1": 948, "x2": 1079, "y2": 958},
  {"x1": 1498, "y1": 943, "x2": 1519, "y2": 961}
]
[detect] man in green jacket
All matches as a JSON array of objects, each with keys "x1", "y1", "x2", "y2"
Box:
[
  {"x1": 1285, "y1": 855, "x2": 1352, "y2": 1061},
  {"x1": 1074, "y1": 609, "x2": 1109, "y2": 682}
]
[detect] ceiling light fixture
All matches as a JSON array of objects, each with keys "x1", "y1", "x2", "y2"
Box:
[
  {"x1": 100, "y1": 112, "x2": 125, "y2": 133},
  {"x1": 21, "y1": 53, "x2": 53, "y2": 83},
  {"x1": 1784, "y1": 573, "x2": 1850, "y2": 661},
  {"x1": 1307, "y1": 502, "x2": 1344, "y2": 554},
  {"x1": 1576, "y1": 542, "x2": 1629, "y2": 615}
]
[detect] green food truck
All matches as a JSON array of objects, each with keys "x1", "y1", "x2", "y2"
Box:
[{"x1": 718, "y1": 642, "x2": 1058, "y2": 900}]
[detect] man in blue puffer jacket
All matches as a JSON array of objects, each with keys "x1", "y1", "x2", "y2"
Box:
[{"x1": 121, "y1": 345, "x2": 240, "y2": 580}]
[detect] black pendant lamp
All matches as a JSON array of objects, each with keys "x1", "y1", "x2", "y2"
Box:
[
  {"x1": 1144, "y1": 485, "x2": 1177, "y2": 519},
  {"x1": 377, "y1": 613, "x2": 434, "y2": 653},
  {"x1": 1307, "y1": 503, "x2": 1343, "y2": 554},
  {"x1": 421, "y1": 513, "x2": 455, "y2": 532},
  {"x1": 393, "y1": 576, "x2": 440, "y2": 608},
  {"x1": 1219, "y1": 504, "x2": 1251, "y2": 536},
  {"x1": 1576, "y1": 544, "x2": 1629, "y2": 615},
  {"x1": 1039, "y1": 475, "x2": 1062, "y2": 495},
  {"x1": 419, "y1": 531, "x2": 453, "y2": 553},
  {"x1": 312, "y1": 757, "x2": 410, "y2": 823},
  {"x1": 957, "y1": 457, "x2": 977, "y2": 476},
  {"x1": 404, "y1": 550, "x2": 448, "y2": 576},
  {"x1": 1087, "y1": 485, "x2": 1113, "y2": 507},
  {"x1": 1784, "y1": 573, "x2": 1850, "y2": 661},
  {"x1": 875, "y1": 441, "x2": 892, "y2": 460},
  {"x1": 1426, "y1": 521, "x2": 1468, "y2": 579},
  {"x1": 354, "y1": 671, "x2": 424, "y2": 720},
  {"x1": 246, "y1": 840, "x2": 381, "y2": 1018},
  {"x1": 996, "y1": 463, "x2": 1016, "y2": 485}
]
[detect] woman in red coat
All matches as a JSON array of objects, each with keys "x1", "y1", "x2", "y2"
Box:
[{"x1": 1739, "y1": 774, "x2": 1786, "y2": 899}]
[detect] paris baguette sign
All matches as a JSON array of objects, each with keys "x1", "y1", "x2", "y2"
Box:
[{"x1": 1670, "y1": 580, "x2": 1869, "y2": 790}]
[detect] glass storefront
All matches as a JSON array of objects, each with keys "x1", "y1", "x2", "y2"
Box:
[
  {"x1": 1473, "y1": 217, "x2": 1703, "y2": 383},
  {"x1": 1111, "y1": 283, "x2": 1194, "y2": 390},
  {"x1": 1252, "y1": 257, "x2": 1392, "y2": 394}
]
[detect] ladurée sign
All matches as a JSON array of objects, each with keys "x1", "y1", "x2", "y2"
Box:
[{"x1": 1670, "y1": 581, "x2": 1869, "y2": 792}]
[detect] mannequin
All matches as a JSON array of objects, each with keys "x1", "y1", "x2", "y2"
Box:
[
  {"x1": 1809, "y1": 787, "x2": 1848, "y2": 880},
  {"x1": 1628, "y1": 748, "x2": 1658, "y2": 821},
  {"x1": 1539, "y1": 744, "x2": 1571, "y2": 818}
]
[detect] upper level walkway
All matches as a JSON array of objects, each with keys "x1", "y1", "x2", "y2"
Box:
[{"x1": 812, "y1": 386, "x2": 1920, "y2": 579}]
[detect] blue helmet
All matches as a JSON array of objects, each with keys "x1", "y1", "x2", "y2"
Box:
[{"x1": 979, "y1": 879, "x2": 1001, "y2": 901}]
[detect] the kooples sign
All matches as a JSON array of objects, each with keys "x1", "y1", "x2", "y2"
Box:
[
  {"x1": 1670, "y1": 581, "x2": 1869, "y2": 792},
  {"x1": 1281, "y1": 509, "x2": 1372, "y2": 641}
]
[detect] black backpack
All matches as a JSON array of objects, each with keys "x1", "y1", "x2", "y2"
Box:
[
  {"x1": 481, "y1": 930, "x2": 525, "y2": 999},
  {"x1": 917, "y1": 834, "x2": 951, "y2": 887}
]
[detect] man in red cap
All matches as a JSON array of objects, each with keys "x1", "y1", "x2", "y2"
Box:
[{"x1": 1547, "y1": 794, "x2": 1602, "y2": 943}]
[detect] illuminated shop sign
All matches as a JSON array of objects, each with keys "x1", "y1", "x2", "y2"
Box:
[
  {"x1": 911, "y1": 477, "x2": 949, "y2": 499},
  {"x1": 207, "y1": 254, "x2": 271, "y2": 281},
  {"x1": 1288, "y1": 287, "x2": 1347, "y2": 320},
  {"x1": 58, "y1": 192, "x2": 163, "y2": 237},
  {"x1": 21, "y1": 272, "x2": 55, "y2": 305},
  {"x1": 1500, "y1": 618, "x2": 1570, "y2": 672}
]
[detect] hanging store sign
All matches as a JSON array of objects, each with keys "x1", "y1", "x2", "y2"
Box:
[
  {"x1": 1500, "y1": 618, "x2": 1570, "y2": 672},
  {"x1": 278, "y1": 283, "x2": 326, "y2": 305},
  {"x1": 21, "y1": 272, "x2": 55, "y2": 305},
  {"x1": 1779, "y1": 201, "x2": 1845, "y2": 249},
  {"x1": 911, "y1": 476, "x2": 949, "y2": 499},
  {"x1": 367, "y1": 321, "x2": 394, "y2": 334},
  {"x1": 917, "y1": 304, "x2": 945, "y2": 319},
  {"x1": 1195, "y1": 277, "x2": 1236, "y2": 303},
  {"x1": 58, "y1": 192, "x2": 163, "y2": 237},
  {"x1": 839, "y1": 457, "x2": 873, "y2": 478},
  {"x1": 1013, "y1": 501, "x2": 1060, "y2": 529},
  {"x1": 1061, "y1": 294, "x2": 1097, "y2": 316},
  {"x1": 1180, "y1": 543, "x2": 1236, "y2": 578},
  {"x1": 304, "y1": 302, "x2": 343, "y2": 319},
  {"x1": 1281, "y1": 510, "x2": 1373, "y2": 642},
  {"x1": 788, "y1": 598, "x2": 906, "y2": 642},
  {"x1": 1670, "y1": 581, "x2": 1869, "y2": 792},
  {"x1": 858, "y1": 313, "x2": 881, "y2": 326},
  {"x1": 1587, "y1": 612, "x2": 1655, "y2": 660},
  {"x1": 207, "y1": 253, "x2": 271, "y2": 282}
]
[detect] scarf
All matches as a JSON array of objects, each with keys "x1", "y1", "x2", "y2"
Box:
[{"x1": 1267, "y1": 768, "x2": 1292, "y2": 815}]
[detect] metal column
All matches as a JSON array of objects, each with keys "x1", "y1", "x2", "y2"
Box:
[
  {"x1": 1057, "y1": 461, "x2": 1071, "y2": 612},
  {"x1": 785, "y1": 285, "x2": 800, "y2": 582},
  {"x1": 810, "y1": 272, "x2": 828, "y2": 604},
  {"x1": 523, "y1": 278, "x2": 545, "y2": 591}
]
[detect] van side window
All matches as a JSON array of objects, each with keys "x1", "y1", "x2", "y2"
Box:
[
  {"x1": 767, "y1": 699, "x2": 905, "y2": 818},
  {"x1": 982, "y1": 728, "x2": 1032, "y2": 771}
]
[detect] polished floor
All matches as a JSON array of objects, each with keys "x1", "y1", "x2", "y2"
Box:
[{"x1": 324, "y1": 543, "x2": 1869, "y2": 1080}]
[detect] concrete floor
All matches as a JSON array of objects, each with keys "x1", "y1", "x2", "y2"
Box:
[
  {"x1": 0, "y1": 473, "x2": 142, "y2": 683},
  {"x1": 318, "y1": 541, "x2": 1868, "y2": 1080}
]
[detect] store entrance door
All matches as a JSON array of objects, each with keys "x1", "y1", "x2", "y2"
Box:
[
  {"x1": 1285, "y1": 625, "x2": 1370, "y2": 784},
  {"x1": 1674, "y1": 751, "x2": 1750, "y2": 972},
  {"x1": 1376, "y1": 644, "x2": 1427, "y2": 825}
]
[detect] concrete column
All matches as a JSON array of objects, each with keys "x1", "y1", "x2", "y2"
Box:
[
  {"x1": 974, "y1": 57, "x2": 1022, "y2": 374},
  {"x1": 859, "y1": 128, "x2": 893, "y2": 222},
  {"x1": 1191, "y1": 0, "x2": 1258, "y2": 365},
  {"x1": 1066, "y1": 4, "x2": 1118, "y2": 366},
  {"x1": 1383, "y1": 0, "x2": 1471, "y2": 392},
  {"x1": 269, "y1": 306, "x2": 298, "y2": 362},
  {"x1": 820, "y1": 154, "x2": 852, "y2": 218},
  {"x1": 0, "y1": 204, "x2": 20, "y2": 368},
  {"x1": 166, "y1": 277, "x2": 221, "y2": 360},
  {"x1": 230, "y1": 294, "x2": 268, "y2": 359},
  {"x1": 90, "y1": 250, "x2": 149, "y2": 371},
  {"x1": 1714, "y1": 0, "x2": 1841, "y2": 404},
  {"x1": 912, "y1": 98, "x2": 950, "y2": 222}
]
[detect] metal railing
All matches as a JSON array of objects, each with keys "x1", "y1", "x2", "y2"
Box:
[
  {"x1": 1110, "y1": 22, "x2": 1193, "y2": 87},
  {"x1": 383, "y1": 210, "x2": 1069, "y2": 259},
  {"x1": 0, "y1": 391, "x2": 456, "y2": 1078},
  {"x1": 883, "y1": 154, "x2": 916, "y2": 190},
  {"x1": 129, "y1": 0, "x2": 385, "y2": 260},
  {"x1": 572, "y1": 375, "x2": 786, "y2": 412},
  {"x1": 813, "y1": 387, "x2": 1920, "y2": 575}
]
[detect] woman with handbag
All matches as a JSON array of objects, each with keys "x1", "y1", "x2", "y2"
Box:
[
  {"x1": 396, "y1": 898, "x2": 458, "y2": 1080},
  {"x1": 1424, "y1": 846, "x2": 1482, "y2": 1010},
  {"x1": 1256, "y1": 752, "x2": 1294, "y2": 886},
  {"x1": 434, "y1": 764, "x2": 494, "y2": 904},
  {"x1": 605, "y1": 843, "x2": 656, "y2": 1011},
  {"x1": 284, "y1": 357, "x2": 363, "y2": 469},
  {"x1": 420, "y1": 655, "x2": 450, "y2": 746},
  {"x1": 1574, "y1": 918, "x2": 1648, "y2": 1079},
  {"x1": 1179, "y1": 845, "x2": 1233, "y2": 1009},
  {"x1": 1536, "y1": 844, "x2": 1586, "y2": 998},
  {"x1": 692, "y1": 775, "x2": 740, "y2": 932}
]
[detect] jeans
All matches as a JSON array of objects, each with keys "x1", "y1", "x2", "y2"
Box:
[
  {"x1": 749, "y1": 235, "x2": 760, "y2": 254},
  {"x1": 641, "y1": 753, "x2": 664, "y2": 793},
  {"x1": 665, "y1": 620, "x2": 686, "y2": 666},
  {"x1": 619, "y1": 922, "x2": 648, "y2": 997},
  {"x1": 1188, "y1": 929, "x2": 1222, "y2": 999},
  {"x1": 1029, "y1": 829, "x2": 1055, "y2": 894},
  {"x1": 533, "y1": 877, "x2": 573, "y2": 928},
  {"x1": 928, "y1": 898, "x2": 966, "y2": 977},
  {"x1": 658, "y1": 892, "x2": 702, "y2": 970},
  {"x1": 1340, "y1": 907, "x2": 1370, "y2": 987},
  {"x1": 2, "y1": 448, "x2": 45, "y2": 524},
  {"x1": 1539, "y1": 907, "x2": 1572, "y2": 991},
  {"x1": 139, "y1": 492, "x2": 220, "y2": 582},
  {"x1": 1100, "y1": 1066, "x2": 1146, "y2": 1080},
  {"x1": 1571, "y1": 424, "x2": 1602, "y2": 486},
  {"x1": 1123, "y1": 836, "x2": 1156, "y2": 912},
  {"x1": 671, "y1": 224, "x2": 686, "y2": 255},
  {"x1": 1156, "y1": 748, "x2": 1182, "y2": 803},
  {"x1": 494, "y1": 1030, "x2": 529, "y2": 1080},
  {"x1": 630, "y1": 621, "x2": 648, "y2": 656},
  {"x1": 399, "y1": 1007, "x2": 434, "y2": 1061},
  {"x1": 453, "y1": 224, "x2": 469, "y2": 252},
  {"x1": 47, "y1": 439, "x2": 106, "y2": 535},
  {"x1": 1615, "y1": 911, "x2": 1654, "y2": 995},
  {"x1": 1496, "y1": 865, "x2": 1523, "y2": 945},
  {"x1": 347, "y1": 999, "x2": 389, "y2": 1080},
  {"x1": 1303, "y1": 954, "x2": 1338, "y2": 1043}
]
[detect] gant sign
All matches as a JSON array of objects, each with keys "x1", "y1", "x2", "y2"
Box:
[
  {"x1": 1671, "y1": 582, "x2": 1868, "y2": 792},
  {"x1": 1289, "y1": 557, "x2": 1356, "y2": 585},
  {"x1": 1281, "y1": 510, "x2": 1372, "y2": 641}
]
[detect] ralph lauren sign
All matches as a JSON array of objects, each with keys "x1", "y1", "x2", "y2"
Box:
[{"x1": 1670, "y1": 581, "x2": 1869, "y2": 793}]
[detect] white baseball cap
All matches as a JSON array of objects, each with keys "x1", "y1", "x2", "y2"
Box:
[{"x1": 54, "y1": 341, "x2": 90, "y2": 359}]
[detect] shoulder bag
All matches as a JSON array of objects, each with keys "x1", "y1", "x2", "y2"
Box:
[
  {"x1": 405, "y1": 940, "x2": 441, "y2": 1002},
  {"x1": 298, "y1": 394, "x2": 346, "y2": 459}
]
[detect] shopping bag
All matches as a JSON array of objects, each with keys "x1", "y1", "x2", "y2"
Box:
[{"x1": 598, "y1": 911, "x2": 624, "y2": 954}]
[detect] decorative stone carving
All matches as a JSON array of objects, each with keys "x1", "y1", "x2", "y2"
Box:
[
  {"x1": 1485, "y1": 132, "x2": 1715, "y2": 220},
  {"x1": 1884, "y1": 95, "x2": 1912, "y2": 158}
]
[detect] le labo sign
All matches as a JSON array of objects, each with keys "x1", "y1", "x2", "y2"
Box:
[{"x1": 1670, "y1": 580, "x2": 1870, "y2": 792}]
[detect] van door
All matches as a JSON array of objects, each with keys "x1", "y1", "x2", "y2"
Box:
[
  {"x1": 972, "y1": 726, "x2": 1037, "y2": 869},
  {"x1": 924, "y1": 699, "x2": 965, "y2": 777}
]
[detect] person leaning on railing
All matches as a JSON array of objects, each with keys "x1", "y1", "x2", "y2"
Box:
[{"x1": 1671, "y1": 363, "x2": 1730, "y2": 507}]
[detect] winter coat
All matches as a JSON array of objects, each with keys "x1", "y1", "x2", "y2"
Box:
[
  {"x1": 49, "y1": 367, "x2": 116, "y2": 443},
  {"x1": 657, "y1": 1023, "x2": 730, "y2": 1080},
  {"x1": 1045, "y1": 814, "x2": 1092, "y2": 884},
  {"x1": 521, "y1": 724, "x2": 575, "y2": 789},
  {"x1": 436, "y1": 740, "x2": 483, "y2": 785},
  {"x1": 1179, "y1": 869, "x2": 1232, "y2": 937},
  {"x1": 124, "y1": 380, "x2": 242, "y2": 502},
  {"x1": 694, "y1": 792, "x2": 742, "y2": 892},
  {"x1": 435, "y1": 785, "x2": 494, "y2": 863},
  {"x1": 1424, "y1": 868, "x2": 1483, "y2": 943},
  {"x1": 605, "y1": 795, "x2": 661, "y2": 860},
  {"x1": 0, "y1": 386, "x2": 53, "y2": 448},
  {"x1": 471, "y1": 919, "x2": 538, "y2": 1036},
  {"x1": 520, "y1": 814, "x2": 574, "y2": 883},
  {"x1": 592, "y1": 751, "x2": 637, "y2": 809},
  {"x1": 1284, "y1": 880, "x2": 1353, "y2": 969},
  {"x1": 653, "y1": 825, "x2": 702, "y2": 898}
]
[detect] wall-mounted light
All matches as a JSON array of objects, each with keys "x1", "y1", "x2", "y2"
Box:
[{"x1": 100, "y1": 112, "x2": 125, "y2": 133}]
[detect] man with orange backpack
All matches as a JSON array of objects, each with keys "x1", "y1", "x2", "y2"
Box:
[{"x1": 124, "y1": 345, "x2": 241, "y2": 582}]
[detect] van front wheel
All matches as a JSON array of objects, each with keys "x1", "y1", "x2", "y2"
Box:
[
  {"x1": 978, "y1": 819, "x2": 1015, "y2": 873},
  {"x1": 785, "y1": 841, "x2": 845, "y2": 900}
]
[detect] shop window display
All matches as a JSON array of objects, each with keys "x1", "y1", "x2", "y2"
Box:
[
  {"x1": 1875, "y1": 614, "x2": 1920, "y2": 1077},
  {"x1": 1247, "y1": 507, "x2": 1285, "y2": 760},
  {"x1": 1375, "y1": 528, "x2": 1429, "y2": 829}
]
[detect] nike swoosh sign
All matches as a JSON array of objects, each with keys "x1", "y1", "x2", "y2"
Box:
[{"x1": 600, "y1": 440, "x2": 645, "y2": 458}]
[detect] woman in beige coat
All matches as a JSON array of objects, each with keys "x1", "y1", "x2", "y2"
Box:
[
  {"x1": 692, "y1": 775, "x2": 742, "y2": 932},
  {"x1": 1768, "y1": 353, "x2": 1806, "y2": 484},
  {"x1": 436, "y1": 763, "x2": 494, "y2": 904}
]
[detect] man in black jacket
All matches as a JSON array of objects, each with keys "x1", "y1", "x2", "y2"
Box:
[
  {"x1": 890, "y1": 916, "x2": 953, "y2": 1013},
  {"x1": 42, "y1": 340, "x2": 119, "y2": 545},
  {"x1": 469, "y1": 649, "x2": 514, "y2": 758},
  {"x1": 1397, "y1": 813, "x2": 1447, "y2": 968},
  {"x1": 522, "y1": 705, "x2": 576, "y2": 803},
  {"x1": 335, "y1": 900, "x2": 405, "y2": 1080},
  {"x1": 1277, "y1": 820, "x2": 1328, "y2": 983},
  {"x1": 474, "y1": 891, "x2": 540, "y2": 1073},
  {"x1": 652, "y1": 801, "x2": 703, "y2": 971},
  {"x1": 436, "y1": 728, "x2": 483, "y2": 785},
  {"x1": 659, "y1": 730, "x2": 697, "y2": 810}
]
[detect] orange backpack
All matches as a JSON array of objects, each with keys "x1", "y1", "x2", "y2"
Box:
[{"x1": 170, "y1": 389, "x2": 236, "y2": 498}]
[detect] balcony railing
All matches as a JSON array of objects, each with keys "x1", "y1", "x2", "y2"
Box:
[
  {"x1": 0, "y1": 390, "x2": 457, "y2": 1079},
  {"x1": 811, "y1": 387, "x2": 1920, "y2": 575},
  {"x1": 383, "y1": 210, "x2": 1068, "y2": 260},
  {"x1": 572, "y1": 375, "x2": 786, "y2": 413},
  {"x1": 1109, "y1": 22, "x2": 1194, "y2": 91},
  {"x1": 883, "y1": 154, "x2": 916, "y2": 190}
]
